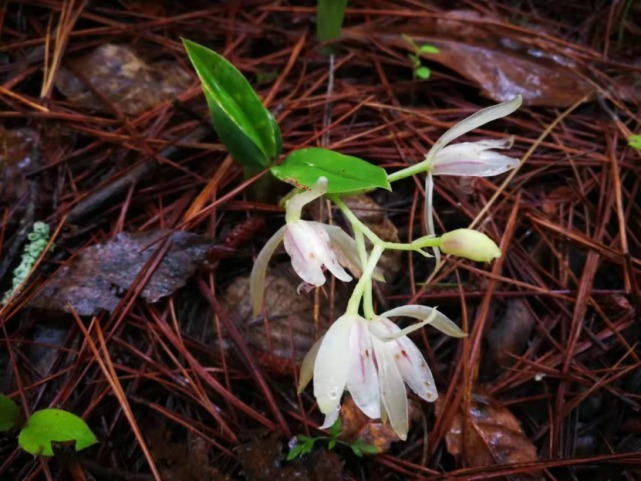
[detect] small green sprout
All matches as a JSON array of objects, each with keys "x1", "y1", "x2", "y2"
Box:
[
  {"x1": 628, "y1": 134, "x2": 641, "y2": 150},
  {"x1": 2, "y1": 221, "x2": 52, "y2": 305},
  {"x1": 0, "y1": 396, "x2": 97, "y2": 457},
  {"x1": 402, "y1": 34, "x2": 439, "y2": 80},
  {"x1": 286, "y1": 419, "x2": 378, "y2": 460}
]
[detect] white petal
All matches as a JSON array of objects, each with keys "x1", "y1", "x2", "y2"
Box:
[
  {"x1": 432, "y1": 138, "x2": 519, "y2": 177},
  {"x1": 319, "y1": 405, "x2": 340, "y2": 429},
  {"x1": 380, "y1": 305, "x2": 466, "y2": 338},
  {"x1": 313, "y1": 314, "x2": 357, "y2": 415},
  {"x1": 346, "y1": 320, "x2": 381, "y2": 419},
  {"x1": 298, "y1": 336, "x2": 323, "y2": 393},
  {"x1": 321, "y1": 223, "x2": 384, "y2": 282},
  {"x1": 310, "y1": 225, "x2": 353, "y2": 283},
  {"x1": 374, "y1": 318, "x2": 438, "y2": 404},
  {"x1": 371, "y1": 335, "x2": 409, "y2": 440},
  {"x1": 428, "y1": 96, "x2": 522, "y2": 160},
  {"x1": 250, "y1": 225, "x2": 286, "y2": 316},
  {"x1": 285, "y1": 177, "x2": 328, "y2": 222},
  {"x1": 283, "y1": 221, "x2": 328, "y2": 286}
]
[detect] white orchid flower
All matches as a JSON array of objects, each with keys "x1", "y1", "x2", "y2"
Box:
[
  {"x1": 250, "y1": 177, "x2": 362, "y2": 316},
  {"x1": 422, "y1": 96, "x2": 522, "y2": 249},
  {"x1": 298, "y1": 306, "x2": 465, "y2": 440}
]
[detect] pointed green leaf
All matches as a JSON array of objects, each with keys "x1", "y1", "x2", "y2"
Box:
[
  {"x1": 19, "y1": 409, "x2": 97, "y2": 457},
  {"x1": 328, "y1": 418, "x2": 341, "y2": 438},
  {"x1": 628, "y1": 134, "x2": 641, "y2": 150},
  {"x1": 418, "y1": 44, "x2": 440, "y2": 54},
  {"x1": 271, "y1": 148, "x2": 391, "y2": 194},
  {"x1": 416, "y1": 66, "x2": 431, "y2": 79},
  {"x1": 183, "y1": 39, "x2": 282, "y2": 168},
  {"x1": 317, "y1": 0, "x2": 348, "y2": 43},
  {"x1": 0, "y1": 395, "x2": 20, "y2": 431}
]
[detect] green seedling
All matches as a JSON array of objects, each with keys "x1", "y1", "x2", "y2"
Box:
[
  {"x1": 0, "y1": 396, "x2": 97, "y2": 457},
  {"x1": 286, "y1": 419, "x2": 378, "y2": 460},
  {"x1": 628, "y1": 134, "x2": 641, "y2": 150},
  {"x1": 402, "y1": 34, "x2": 439, "y2": 80}
]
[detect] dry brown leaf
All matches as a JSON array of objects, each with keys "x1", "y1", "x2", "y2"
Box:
[
  {"x1": 344, "y1": 11, "x2": 594, "y2": 107},
  {"x1": 221, "y1": 271, "x2": 323, "y2": 374},
  {"x1": 486, "y1": 299, "x2": 536, "y2": 368},
  {"x1": 31, "y1": 230, "x2": 214, "y2": 315},
  {"x1": 339, "y1": 395, "x2": 420, "y2": 454},
  {"x1": 55, "y1": 44, "x2": 190, "y2": 115},
  {"x1": 439, "y1": 393, "x2": 544, "y2": 480},
  {"x1": 0, "y1": 126, "x2": 38, "y2": 200}
]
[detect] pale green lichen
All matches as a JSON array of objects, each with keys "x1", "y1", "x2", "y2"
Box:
[{"x1": 2, "y1": 222, "x2": 51, "y2": 305}]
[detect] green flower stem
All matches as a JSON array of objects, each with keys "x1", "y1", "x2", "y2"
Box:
[
  {"x1": 387, "y1": 160, "x2": 431, "y2": 183},
  {"x1": 346, "y1": 244, "x2": 383, "y2": 315},
  {"x1": 330, "y1": 195, "x2": 383, "y2": 246}
]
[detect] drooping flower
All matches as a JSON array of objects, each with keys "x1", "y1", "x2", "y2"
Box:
[
  {"x1": 422, "y1": 96, "x2": 522, "y2": 245},
  {"x1": 250, "y1": 177, "x2": 361, "y2": 316},
  {"x1": 298, "y1": 306, "x2": 465, "y2": 440}
]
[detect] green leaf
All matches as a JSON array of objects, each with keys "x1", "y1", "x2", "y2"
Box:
[
  {"x1": 418, "y1": 44, "x2": 440, "y2": 54},
  {"x1": 183, "y1": 39, "x2": 282, "y2": 168},
  {"x1": 328, "y1": 418, "x2": 341, "y2": 438},
  {"x1": 286, "y1": 443, "x2": 305, "y2": 461},
  {"x1": 328, "y1": 438, "x2": 336, "y2": 450},
  {"x1": 628, "y1": 134, "x2": 641, "y2": 150},
  {"x1": 18, "y1": 409, "x2": 97, "y2": 457},
  {"x1": 0, "y1": 395, "x2": 20, "y2": 431},
  {"x1": 359, "y1": 443, "x2": 380, "y2": 455},
  {"x1": 272, "y1": 148, "x2": 391, "y2": 194},
  {"x1": 317, "y1": 0, "x2": 348, "y2": 43},
  {"x1": 416, "y1": 66, "x2": 431, "y2": 79},
  {"x1": 350, "y1": 444, "x2": 363, "y2": 457}
]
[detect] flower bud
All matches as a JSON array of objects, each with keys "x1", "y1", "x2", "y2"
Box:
[{"x1": 440, "y1": 229, "x2": 501, "y2": 262}]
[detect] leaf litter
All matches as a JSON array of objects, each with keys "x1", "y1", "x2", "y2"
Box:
[{"x1": 31, "y1": 230, "x2": 215, "y2": 316}]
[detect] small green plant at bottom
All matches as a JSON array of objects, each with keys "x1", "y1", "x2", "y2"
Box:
[
  {"x1": 287, "y1": 419, "x2": 378, "y2": 460},
  {"x1": 0, "y1": 395, "x2": 97, "y2": 457}
]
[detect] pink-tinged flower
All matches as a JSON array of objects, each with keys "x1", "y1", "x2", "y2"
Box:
[
  {"x1": 298, "y1": 306, "x2": 465, "y2": 440},
  {"x1": 250, "y1": 177, "x2": 360, "y2": 316},
  {"x1": 423, "y1": 96, "x2": 522, "y2": 247}
]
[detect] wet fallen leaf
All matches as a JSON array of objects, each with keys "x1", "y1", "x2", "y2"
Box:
[
  {"x1": 486, "y1": 299, "x2": 536, "y2": 369},
  {"x1": 147, "y1": 426, "x2": 231, "y2": 481},
  {"x1": 0, "y1": 126, "x2": 38, "y2": 200},
  {"x1": 236, "y1": 432, "x2": 343, "y2": 481},
  {"x1": 438, "y1": 393, "x2": 544, "y2": 480},
  {"x1": 345, "y1": 11, "x2": 594, "y2": 107},
  {"x1": 221, "y1": 270, "x2": 323, "y2": 373},
  {"x1": 31, "y1": 230, "x2": 214, "y2": 316},
  {"x1": 339, "y1": 395, "x2": 419, "y2": 454},
  {"x1": 55, "y1": 44, "x2": 191, "y2": 115}
]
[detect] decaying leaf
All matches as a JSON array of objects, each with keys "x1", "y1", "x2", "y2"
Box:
[
  {"x1": 438, "y1": 393, "x2": 544, "y2": 480},
  {"x1": 221, "y1": 270, "x2": 323, "y2": 373},
  {"x1": 344, "y1": 11, "x2": 594, "y2": 107},
  {"x1": 147, "y1": 426, "x2": 231, "y2": 481},
  {"x1": 339, "y1": 396, "x2": 420, "y2": 454},
  {"x1": 236, "y1": 432, "x2": 344, "y2": 481},
  {"x1": 55, "y1": 44, "x2": 191, "y2": 115},
  {"x1": 0, "y1": 126, "x2": 38, "y2": 200},
  {"x1": 486, "y1": 299, "x2": 536, "y2": 369},
  {"x1": 31, "y1": 230, "x2": 214, "y2": 316}
]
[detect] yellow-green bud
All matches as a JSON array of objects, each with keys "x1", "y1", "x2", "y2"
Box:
[{"x1": 440, "y1": 229, "x2": 501, "y2": 262}]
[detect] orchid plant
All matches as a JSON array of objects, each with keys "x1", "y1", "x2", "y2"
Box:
[{"x1": 184, "y1": 40, "x2": 522, "y2": 444}]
